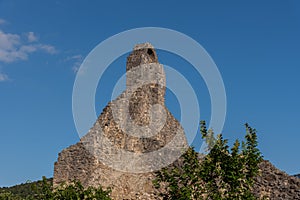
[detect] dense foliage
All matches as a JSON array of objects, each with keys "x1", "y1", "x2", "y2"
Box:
[
  {"x1": 0, "y1": 177, "x2": 111, "y2": 200},
  {"x1": 0, "y1": 178, "x2": 53, "y2": 199},
  {"x1": 154, "y1": 121, "x2": 263, "y2": 200}
]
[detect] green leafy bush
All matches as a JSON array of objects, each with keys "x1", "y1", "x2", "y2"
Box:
[
  {"x1": 154, "y1": 121, "x2": 263, "y2": 200},
  {"x1": 0, "y1": 177, "x2": 111, "y2": 200}
]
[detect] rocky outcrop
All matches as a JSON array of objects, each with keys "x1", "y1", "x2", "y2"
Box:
[{"x1": 253, "y1": 160, "x2": 300, "y2": 199}]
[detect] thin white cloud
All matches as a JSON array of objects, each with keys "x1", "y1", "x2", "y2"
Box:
[
  {"x1": 0, "y1": 30, "x2": 20, "y2": 50},
  {"x1": 0, "y1": 30, "x2": 57, "y2": 63},
  {"x1": 72, "y1": 62, "x2": 81, "y2": 73},
  {"x1": 65, "y1": 54, "x2": 84, "y2": 73},
  {"x1": 0, "y1": 19, "x2": 6, "y2": 25},
  {"x1": 0, "y1": 73, "x2": 9, "y2": 82},
  {"x1": 37, "y1": 44, "x2": 57, "y2": 54},
  {"x1": 0, "y1": 20, "x2": 57, "y2": 82},
  {"x1": 26, "y1": 32, "x2": 38, "y2": 42}
]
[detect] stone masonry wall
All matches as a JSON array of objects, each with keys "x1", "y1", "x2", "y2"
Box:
[{"x1": 53, "y1": 43, "x2": 188, "y2": 199}]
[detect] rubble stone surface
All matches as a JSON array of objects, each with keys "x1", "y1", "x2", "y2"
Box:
[{"x1": 54, "y1": 43, "x2": 187, "y2": 199}]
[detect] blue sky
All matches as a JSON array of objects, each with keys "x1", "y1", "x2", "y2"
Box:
[{"x1": 0, "y1": 0, "x2": 300, "y2": 186}]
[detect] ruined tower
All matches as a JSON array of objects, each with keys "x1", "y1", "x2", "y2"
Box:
[
  {"x1": 53, "y1": 43, "x2": 188, "y2": 199},
  {"x1": 53, "y1": 43, "x2": 300, "y2": 200}
]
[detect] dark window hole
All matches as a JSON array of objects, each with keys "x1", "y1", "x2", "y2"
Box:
[{"x1": 147, "y1": 48, "x2": 154, "y2": 56}]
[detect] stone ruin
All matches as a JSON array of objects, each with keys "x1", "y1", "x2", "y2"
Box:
[
  {"x1": 54, "y1": 43, "x2": 300, "y2": 199},
  {"x1": 53, "y1": 43, "x2": 188, "y2": 199}
]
